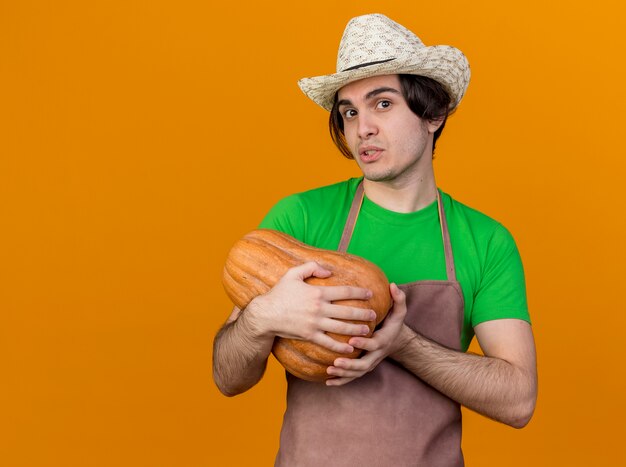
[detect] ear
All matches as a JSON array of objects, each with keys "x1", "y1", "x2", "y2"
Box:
[{"x1": 426, "y1": 116, "x2": 446, "y2": 134}]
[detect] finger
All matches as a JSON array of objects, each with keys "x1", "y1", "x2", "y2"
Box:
[
  {"x1": 387, "y1": 283, "x2": 408, "y2": 320},
  {"x1": 287, "y1": 261, "x2": 332, "y2": 280},
  {"x1": 332, "y1": 356, "x2": 373, "y2": 372},
  {"x1": 320, "y1": 285, "x2": 373, "y2": 302},
  {"x1": 319, "y1": 318, "x2": 371, "y2": 336},
  {"x1": 323, "y1": 304, "x2": 377, "y2": 322},
  {"x1": 325, "y1": 376, "x2": 356, "y2": 386},
  {"x1": 347, "y1": 335, "x2": 381, "y2": 351},
  {"x1": 390, "y1": 283, "x2": 406, "y2": 306},
  {"x1": 309, "y1": 332, "x2": 355, "y2": 354},
  {"x1": 385, "y1": 306, "x2": 407, "y2": 324},
  {"x1": 326, "y1": 365, "x2": 365, "y2": 378}
]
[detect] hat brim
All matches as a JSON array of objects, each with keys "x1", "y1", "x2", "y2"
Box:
[{"x1": 298, "y1": 45, "x2": 470, "y2": 112}]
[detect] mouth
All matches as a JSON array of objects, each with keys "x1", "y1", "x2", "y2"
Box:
[{"x1": 359, "y1": 146, "x2": 383, "y2": 163}]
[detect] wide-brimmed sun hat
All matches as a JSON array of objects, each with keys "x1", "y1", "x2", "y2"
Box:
[{"x1": 298, "y1": 13, "x2": 471, "y2": 112}]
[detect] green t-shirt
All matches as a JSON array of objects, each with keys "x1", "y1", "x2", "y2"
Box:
[{"x1": 259, "y1": 177, "x2": 529, "y2": 351}]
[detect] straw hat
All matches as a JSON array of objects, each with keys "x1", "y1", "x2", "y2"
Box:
[{"x1": 298, "y1": 14, "x2": 470, "y2": 111}]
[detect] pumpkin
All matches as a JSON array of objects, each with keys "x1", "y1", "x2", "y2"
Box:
[{"x1": 222, "y1": 229, "x2": 392, "y2": 382}]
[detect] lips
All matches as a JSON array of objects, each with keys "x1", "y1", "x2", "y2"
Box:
[{"x1": 359, "y1": 145, "x2": 383, "y2": 163}]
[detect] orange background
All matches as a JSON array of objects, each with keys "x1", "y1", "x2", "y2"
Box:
[{"x1": 2, "y1": 1, "x2": 625, "y2": 465}]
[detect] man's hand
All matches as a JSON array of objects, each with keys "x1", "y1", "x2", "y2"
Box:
[
  {"x1": 323, "y1": 284, "x2": 537, "y2": 428},
  {"x1": 248, "y1": 261, "x2": 377, "y2": 354},
  {"x1": 213, "y1": 260, "x2": 379, "y2": 396},
  {"x1": 326, "y1": 283, "x2": 408, "y2": 386}
]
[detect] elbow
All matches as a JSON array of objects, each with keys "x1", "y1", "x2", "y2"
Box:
[
  {"x1": 507, "y1": 412, "x2": 533, "y2": 429},
  {"x1": 213, "y1": 376, "x2": 234, "y2": 397},
  {"x1": 505, "y1": 368, "x2": 538, "y2": 429},
  {"x1": 213, "y1": 376, "x2": 232, "y2": 397},
  {"x1": 212, "y1": 362, "x2": 259, "y2": 397},
  {"x1": 212, "y1": 370, "x2": 246, "y2": 398},
  {"x1": 216, "y1": 384, "x2": 241, "y2": 398},
  {"x1": 505, "y1": 396, "x2": 537, "y2": 429}
]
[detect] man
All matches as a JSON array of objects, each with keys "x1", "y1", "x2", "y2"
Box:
[{"x1": 213, "y1": 13, "x2": 537, "y2": 466}]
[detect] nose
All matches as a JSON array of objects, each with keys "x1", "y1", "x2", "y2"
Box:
[{"x1": 357, "y1": 112, "x2": 378, "y2": 140}]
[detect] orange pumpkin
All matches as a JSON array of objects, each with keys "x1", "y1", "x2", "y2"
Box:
[{"x1": 222, "y1": 229, "x2": 392, "y2": 382}]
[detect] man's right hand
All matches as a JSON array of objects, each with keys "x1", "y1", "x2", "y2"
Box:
[{"x1": 245, "y1": 261, "x2": 377, "y2": 354}]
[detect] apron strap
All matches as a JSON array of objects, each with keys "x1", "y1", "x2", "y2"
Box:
[
  {"x1": 436, "y1": 190, "x2": 457, "y2": 282},
  {"x1": 338, "y1": 180, "x2": 457, "y2": 282},
  {"x1": 338, "y1": 181, "x2": 365, "y2": 253}
]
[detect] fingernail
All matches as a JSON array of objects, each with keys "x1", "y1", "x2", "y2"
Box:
[
  {"x1": 369, "y1": 311, "x2": 377, "y2": 320},
  {"x1": 361, "y1": 325, "x2": 370, "y2": 335}
]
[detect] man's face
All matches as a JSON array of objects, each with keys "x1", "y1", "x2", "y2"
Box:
[{"x1": 336, "y1": 74, "x2": 439, "y2": 185}]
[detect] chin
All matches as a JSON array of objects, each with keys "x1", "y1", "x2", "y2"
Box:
[{"x1": 363, "y1": 169, "x2": 396, "y2": 183}]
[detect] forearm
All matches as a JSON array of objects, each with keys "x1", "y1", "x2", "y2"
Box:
[
  {"x1": 212, "y1": 305, "x2": 275, "y2": 397},
  {"x1": 392, "y1": 325, "x2": 537, "y2": 428}
]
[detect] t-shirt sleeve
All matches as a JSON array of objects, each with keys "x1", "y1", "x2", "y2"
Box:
[
  {"x1": 258, "y1": 194, "x2": 307, "y2": 242},
  {"x1": 471, "y1": 224, "x2": 530, "y2": 326}
]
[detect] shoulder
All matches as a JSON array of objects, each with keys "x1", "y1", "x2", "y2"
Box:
[
  {"x1": 441, "y1": 192, "x2": 529, "y2": 325},
  {"x1": 441, "y1": 191, "x2": 523, "y2": 281},
  {"x1": 441, "y1": 191, "x2": 516, "y2": 247}
]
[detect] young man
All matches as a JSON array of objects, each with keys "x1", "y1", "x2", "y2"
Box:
[{"x1": 213, "y1": 14, "x2": 537, "y2": 466}]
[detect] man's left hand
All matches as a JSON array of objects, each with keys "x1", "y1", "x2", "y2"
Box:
[{"x1": 326, "y1": 283, "x2": 409, "y2": 386}]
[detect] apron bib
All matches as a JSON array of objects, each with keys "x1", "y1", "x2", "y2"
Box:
[{"x1": 276, "y1": 182, "x2": 465, "y2": 467}]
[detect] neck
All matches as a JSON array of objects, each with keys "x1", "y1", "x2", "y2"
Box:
[{"x1": 362, "y1": 170, "x2": 437, "y2": 213}]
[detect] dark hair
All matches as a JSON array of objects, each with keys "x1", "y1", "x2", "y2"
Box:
[{"x1": 329, "y1": 74, "x2": 452, "y2": 159}]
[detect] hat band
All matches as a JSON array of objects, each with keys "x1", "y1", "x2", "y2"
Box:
[{"x1": 341, "y1": 58, "x2": 396, "y2": 72}]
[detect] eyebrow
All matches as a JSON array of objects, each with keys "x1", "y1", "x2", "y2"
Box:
[{"x1": 336, "y1": 86, "x2": 401, "y2": 107}]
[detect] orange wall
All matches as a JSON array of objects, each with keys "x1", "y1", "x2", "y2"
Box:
[{"x1": 2, "y1": 1, "x2": 625, "y2": 465}]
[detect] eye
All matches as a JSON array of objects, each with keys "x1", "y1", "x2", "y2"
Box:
[
  {"x1": 342, "y1": 108, "x2": 358, "y2": 120},
  {"x1": 376, "y1": 100, "x2": 392, "y2": 110}
]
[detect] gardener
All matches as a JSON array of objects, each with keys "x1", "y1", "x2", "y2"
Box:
[{"x1": 213, "y1": 13, "x2": 537, "y2": 466}]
